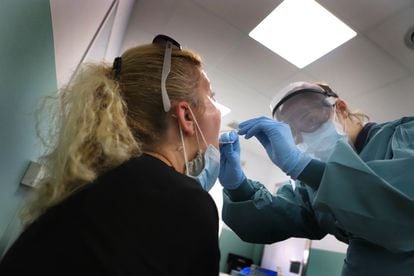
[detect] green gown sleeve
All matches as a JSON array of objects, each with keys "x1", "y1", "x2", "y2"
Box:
[
  {"x1": 313, "y1": 118, "x2": 414, "y2": 253},
  {"x1": 222, "y1": 178, "x2": 326, "y2": 244}
]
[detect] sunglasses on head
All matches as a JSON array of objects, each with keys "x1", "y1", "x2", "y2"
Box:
[{"x1": 152, "y1": 34, "x2": 182, "y2": 112}]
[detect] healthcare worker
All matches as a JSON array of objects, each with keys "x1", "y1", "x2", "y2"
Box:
[{"x1": 219, "y1": 81, "x2": 414, "y2": 276}]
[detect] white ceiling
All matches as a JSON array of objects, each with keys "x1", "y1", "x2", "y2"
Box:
[{"x1": 121, "y1": 0, "x2": 414, "y2": 156}]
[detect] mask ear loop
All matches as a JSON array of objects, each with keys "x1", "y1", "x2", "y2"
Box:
[
  {"x1": 178, "y1": 123, "x2": 190, "y2": 175},
  {"x1": 193, "y1": 122, "x2": 202, "y2": 154},
  {"x1": 187, "y1": 106, "x2": 209, "y2": 148}
]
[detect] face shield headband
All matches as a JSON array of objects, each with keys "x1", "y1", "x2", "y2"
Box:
[
  {"x1": 270, "y1": 84, "x2": 338, "y2": 135},
  {"x1": 272, "y1": 84, "x2": 338, "y2": 119},
  {"x1": 152, "y1": 34, "x2": 182, "y2": 112}
]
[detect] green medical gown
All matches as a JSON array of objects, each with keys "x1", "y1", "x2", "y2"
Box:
[{"x1": 222, "y1": 117, "x2": 414, "y2": 276}]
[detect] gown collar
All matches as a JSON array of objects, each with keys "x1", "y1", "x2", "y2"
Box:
[{"x1": 354, "y1": 122, "x2": 377, "y2": 154}]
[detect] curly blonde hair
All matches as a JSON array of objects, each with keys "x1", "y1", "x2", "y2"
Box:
[{"x1": 22, "y1": 43, "x2": 203, "y2": 225}]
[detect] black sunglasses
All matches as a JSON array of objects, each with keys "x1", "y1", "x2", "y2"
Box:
[{"x1": 152, "y1": 34, "x2": 182, "y2": 112}]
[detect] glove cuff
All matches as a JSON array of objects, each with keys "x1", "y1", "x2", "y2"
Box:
[
  {"x1": 288, "y1": 152, "x2": 312, "y2": 179},
  {"x1": 223, "y1": 174, "x2": 246, "y2": 190}
]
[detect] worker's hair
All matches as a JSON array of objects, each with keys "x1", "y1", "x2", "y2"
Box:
[
  {"x1": 317, "y1": 82, "x2": 370, "y2": 124},
  {"x1": 22, "y1": 43, "x2": 203, "y2": 225}
]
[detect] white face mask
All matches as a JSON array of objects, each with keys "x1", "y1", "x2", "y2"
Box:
[
  {"x1": 178, "y1": 107, "x2": 220, "y2": 191},
  {"x1": 297, "y1": 108, "x2": 347, "y2": 161}
]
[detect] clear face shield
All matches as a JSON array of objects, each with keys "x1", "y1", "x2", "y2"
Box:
[
  {"x1": 271, "y1": 83, "x2": 338, "y2": 142},
  {"x1": 270, "y1": 83, "x2": 346, "y2": 161},
  {"x1": 275, "y1": 93, "x2": 335, "y2": 142}
]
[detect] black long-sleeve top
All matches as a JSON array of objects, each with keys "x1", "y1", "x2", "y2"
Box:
[{"x1": 0, "y1": 154, "x2": 220, "y2": 275}]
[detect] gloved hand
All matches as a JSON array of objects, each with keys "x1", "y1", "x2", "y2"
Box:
[
  {"x1": 219, "y1": 131, "x2": 246, "y2": 189},
  {"x1": 238, "y1": 117, "x2": 311, "y2": 179}
]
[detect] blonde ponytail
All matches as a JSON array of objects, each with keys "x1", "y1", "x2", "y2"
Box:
[{"x1": 22, "y1": 64, "x2": 139, "y2": 225}]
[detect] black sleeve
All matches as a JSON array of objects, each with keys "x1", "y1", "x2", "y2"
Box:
[{"x1": 297, "y1": 159, "x2": 326, "y2": 189}]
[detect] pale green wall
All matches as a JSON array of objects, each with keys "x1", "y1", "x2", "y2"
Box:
[
  {"x1": 306, "y1": 248, "x2": 346, "y2": 276},
  {"x1": 0, "y1": 0, "x2": 57, "y2": 255},
  {"x1": 219, "y1": 228, "x2": 264, "y2": 273}
]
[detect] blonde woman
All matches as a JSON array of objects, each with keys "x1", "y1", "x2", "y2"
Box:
[{"x1": 0, "y1": 35, "x2": 221, "y2": 275}]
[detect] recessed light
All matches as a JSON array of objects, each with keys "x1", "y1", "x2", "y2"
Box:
[{"x1": 249, "y1": 0, "x2": 357, "y2": 68}]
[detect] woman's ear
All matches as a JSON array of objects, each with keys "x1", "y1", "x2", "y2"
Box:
[
  {"x1": 335, "y1": 99, "x2": 349, "y2": 119},
  {"x1": 174, "y1": 101, "x2": 195, "y2": 135}
]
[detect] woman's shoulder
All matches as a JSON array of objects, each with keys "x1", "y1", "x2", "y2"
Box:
[
  {"x1": 367, "y1": 116, "x2": 414, "y2": 141},
  {"x1": 373, "y1": 116, "x2": 414, "y2": 130},
  {"x1": 95, "y1": 153, "x2": 183, "y2": 185},
  {"x1": 42, "y1": 154, "x2": 216, "y2": 224},
  {"x1": 92, "y1": 153, "x2": 210, "y2": 201},
  {"x1": 366, "y1": 116, "x2": 414, "y2": 158}
]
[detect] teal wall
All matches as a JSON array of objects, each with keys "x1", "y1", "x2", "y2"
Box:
[
  {"x1": 306, "y1": 248, "x2": 346, "y2": 276},
  {"x1": 0, "y1": 0, "x2": 57, "y2": 255},
  {"x1": 219, "y1": 228, "x2": 264, "y2": 273}
]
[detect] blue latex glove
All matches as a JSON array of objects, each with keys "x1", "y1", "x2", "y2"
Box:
[
  {"x1": 219, "y1": 131, "x2": 246, "y2": 189},
  {"x1": 238, "y1": 117, "x2": 311, "y2": 179}
]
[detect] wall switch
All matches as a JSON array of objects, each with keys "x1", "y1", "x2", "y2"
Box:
[{"x1": 21, "y1": 161, "x2": 44, "y2": 188}]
